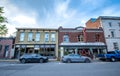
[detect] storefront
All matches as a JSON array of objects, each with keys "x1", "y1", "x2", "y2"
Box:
[
  {"x1": 59, "y1": 42, "x2": 107, "y2": 59},
  {"x1": 14, "y1": 44, "x2": 56, "y2": 59}
]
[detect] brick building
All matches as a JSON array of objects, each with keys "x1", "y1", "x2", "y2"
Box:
[
  {"x1": 58, "y1": 26, "x2": 107, "y2": 59},
  {"x1": 86, "y1": 16, "x2": 120, "y2": 51},
  {"x1": 0, "y1": 37, "x2": 15, "y2": 58}
]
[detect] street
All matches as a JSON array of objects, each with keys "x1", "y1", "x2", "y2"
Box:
[{"x1": 0, "y1": 61, "x2": 120, "y2": 76}]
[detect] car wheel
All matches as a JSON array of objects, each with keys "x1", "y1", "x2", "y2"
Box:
[
  {"x1": 85, "y1": 59, "x2": 91, "y2": 63},
  {"x1": 21, "y1": 59, "x2": 26, "y2": 63},
  {"x1": 67, "y1": 59, "x2": 71, "y2": 63},
  {"x1": 39, "y1": 59, "x2": 44, "y2": 63},
  {"x1": 111, "y1": 57, "x2": 116, "y2": 62}
]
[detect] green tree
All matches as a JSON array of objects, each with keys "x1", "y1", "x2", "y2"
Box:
[{"x1": 0, "y1": 7, "x2": 8, "y2": 37}]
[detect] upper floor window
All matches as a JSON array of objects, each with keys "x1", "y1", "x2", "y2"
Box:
[
  {"x1": 109, "y1": 22, "x2": 112, "y2": 27},
  {"x1": 28, "y1": 32, "x2": 33, "y2": 41},
  {"x1": 51, "y1": 33, "x2": 55, "y2": 42},
  {"x1": 20, "y1": 32, "x2": 24, "y2": 41},
  {"x1": 78, "y1": 35, "x2": 83, "y2": 42},
  {"x1": 35, "y1": 32, "x2": 40, "y2": 41},
  {"x1": 111, "y1": 31, "x2": 115, "y2": 37},
  {"x1": 113, "y1": 42, "x2": 119, "y2": 50},
  {"x1": 63, "y1": 35, "x2": 69, "y2": 42},
  {"x1": 95, "y1": 34, "x2": 100, "y2": 42},
  {"x1": 118, "y1": 23, "x2": 120, "y2": 27},
  {"x1": 45, "y1": 33, "x2": 49, "y2": 42},
  {"x1": 0, "y1": 45, "x2": 2, "y2": 51}
]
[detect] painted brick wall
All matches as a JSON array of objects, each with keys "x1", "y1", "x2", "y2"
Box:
[{"x1": 0, "y1": 38, "x2": 14, "y2": 58}]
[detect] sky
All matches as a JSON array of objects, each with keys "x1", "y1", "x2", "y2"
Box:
[{"x1": 0, "y1": 0, "x2": 120, "y2": 36}]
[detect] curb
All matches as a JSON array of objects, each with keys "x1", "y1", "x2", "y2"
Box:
[{"x1": 0, "y1": 59, "x2": 19, "y2": 62}]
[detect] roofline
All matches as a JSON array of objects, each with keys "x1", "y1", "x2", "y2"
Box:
[
  {"x1": 16, "y1": 28, "x2": 58, "y2": 31},
  {"x1": 98, "y1": 16, "x2": 120, "y2": 20}
]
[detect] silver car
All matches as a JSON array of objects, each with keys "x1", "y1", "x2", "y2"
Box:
[{"x1": 61, "y1": 54, "x2": 92, "y2": 63}]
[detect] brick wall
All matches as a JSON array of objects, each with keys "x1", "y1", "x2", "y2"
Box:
[
  {"x1": 58, "y1": 31, "x2": 83, "y2": 44},
  {"x1": 0, "y1": 38, "x2": 14, "y2": 58},
  {"x1": 86, "y1": 18, "x2": 101, "y2": 28}
]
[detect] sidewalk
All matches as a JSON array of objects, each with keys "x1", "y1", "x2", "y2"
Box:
[
  {"x1": 0, "y1": 59, "x2": 19, "y2": 62},
  {"x1": 0, "y1": 58, "x2": 102, "y2": 63},
  {"x1": 0, "y1": 59, "x2": 57, "y2": 62}
]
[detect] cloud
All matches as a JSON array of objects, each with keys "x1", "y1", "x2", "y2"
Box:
[
  {"x1": 12, "y1": 15, "x2": 37, "y2": 27},
  {"x1": 0, "y1": 0, "x2": 38, "y2": 36},
  {"x1": 41, "y1": 0, "x2": 78, "y2": 27},
  {"x1": 0, "y1": 0, "x2": 120, "y2": 37},
  {"x1": 101, "y1": 6, "x2": 120, "y2": 16}
]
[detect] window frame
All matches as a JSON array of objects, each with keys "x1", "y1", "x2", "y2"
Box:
[
  {"x1": 28, "y1": 32, "x2": 33, "y2": 41},
  {"x1": 113, "y1": 42, "x2": 119, "y2": 50},
  {"x1": 109, "y1": 22, "x2": 112, "y2": 27},
  {"x1": 45, "y1": 32, "x2": 49, "y2": 42},
  {"x1": 63, "y1": 34, "x2": 69, "y2": 42},
  {"x1": 78, "y1": 35, "x2": 83, "y2": 42},
  {"x1": 51, "y1": 33, "x2": 55, "y2": 42},
  {"x1": 19, "y1": 32, "x2": 25, "y2": 41},
  {"x1": 0, "y1": 45, "x2": 2, "y2": 51},
  {"x1": 111, "y1": 31, "x2": 115, "y2": 37},
  {"x1": 35, "y1": 32, "x2": 40, "y2": 42}
]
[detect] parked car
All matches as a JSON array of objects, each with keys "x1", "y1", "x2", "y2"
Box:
[
  {"x1": 97, "y1": 50, "x2": 120, "y2": 62},
  {"x1": 61, "y1": 54, "x2": 92, "y2": 63},
  {"x1": 19, "y1": 54, "x2": 48, "y2": 63}
]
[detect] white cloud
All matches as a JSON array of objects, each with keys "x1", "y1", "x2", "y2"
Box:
[
  {"x1": 101, "y1": 6, "x2": 120, "y2": 16},
  {"x1": 0, "y1": 0, "x2": 38, "y2": 37},
  {"x1": 0, "y1": 0, "x2": 120, "y2": 37},
  {"x1": 12, "y1": 15, "x2": 37, "y2": 27},
  {"x1": 41, "y1": 0, "x2": 78, "y2": 28}
]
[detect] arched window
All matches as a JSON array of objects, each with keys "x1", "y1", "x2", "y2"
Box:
[{"x1": 78, "y1": 35, "x2": 83, "y2": 42}]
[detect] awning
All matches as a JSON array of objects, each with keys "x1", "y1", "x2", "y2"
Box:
[{"x1": 59, "y1": 42, "x2": 106, "y2": 47}]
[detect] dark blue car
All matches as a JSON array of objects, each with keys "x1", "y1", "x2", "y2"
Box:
[{"x1": 19, "y1": 54, "x2": 48, "y2": 63}]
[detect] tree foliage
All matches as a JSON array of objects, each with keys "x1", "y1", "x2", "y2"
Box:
[{"x1": 0, "y1": 7, "x2": 8, "y2": 37}]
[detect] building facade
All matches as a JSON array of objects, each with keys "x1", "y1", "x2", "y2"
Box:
[
  {"x1": 15, "y1": 28, "x2": 58, "y2": 59},
  {"x1": 0, "y1": 37, "x2": 15, "y2": 58},
  {"x1": 86, "y1": 16, "x2": 120, "y2": 51},
  {"x1": 58, "y1": 26, "x2": 107, "y2": 59}
]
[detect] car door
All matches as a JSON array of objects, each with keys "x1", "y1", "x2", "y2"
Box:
[
  {"x1": 75, "y1": 55, "x2": 84, "y2": 62},
  {"x1": 116, "y1": 51, "x2": 120, "y2": 58},
  {"x1": 32, "y1": 54, "x2": 40, "y2": 62},
  {"x1": 27, "y1": 55, "x2": 33, "y2": 62},
  {"x1": 69, "y1": 54, "x2": 75, "y2": 62}
]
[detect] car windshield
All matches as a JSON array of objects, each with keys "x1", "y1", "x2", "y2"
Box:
[
  {"x1": 116, "y1": 51, "x2": 120, "y2": 54},
  {"x1": 69, "y1": 54, "x2": 74, "y2": 56},
  {"x1": 74, "y1": 54, "x2": 80, "y2": 57}
]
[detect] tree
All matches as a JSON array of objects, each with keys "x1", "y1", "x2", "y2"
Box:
[{"x1": 0, "y1": 7, "x2": 8, "y2": 37}]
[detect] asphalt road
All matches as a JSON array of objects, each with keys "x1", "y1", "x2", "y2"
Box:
[{"x1": 0, "y1": 61, "x2": 120, "y2": 76}]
